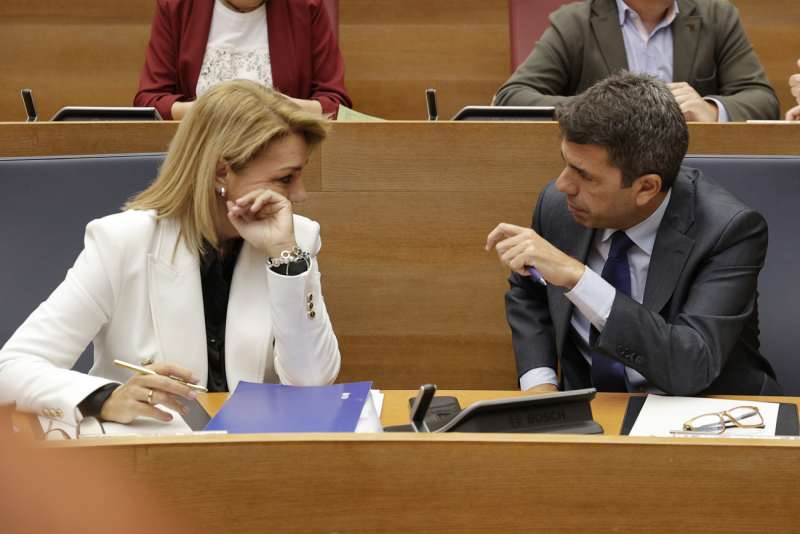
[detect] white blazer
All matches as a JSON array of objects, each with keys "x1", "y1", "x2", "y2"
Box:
[{"x1": 0, "y1": 210, "x2": 340, "y2": 426}]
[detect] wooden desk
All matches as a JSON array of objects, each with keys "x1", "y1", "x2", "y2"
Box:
[{"x1": 28, "y1": 391, "x2": 800, "y2": 532}]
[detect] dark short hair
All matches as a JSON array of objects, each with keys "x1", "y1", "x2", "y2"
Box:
[{"x1": 556, "y1": 71, "x2": 689, "y2": 190}]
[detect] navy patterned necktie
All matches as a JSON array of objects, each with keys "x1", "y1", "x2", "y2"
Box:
[{"x1": 591, "y1": 231, "x2": 634, "y2": 392}]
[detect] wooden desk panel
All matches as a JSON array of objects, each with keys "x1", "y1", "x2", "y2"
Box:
[
  {"x1": 37, "y1": 392, "x2": 800, "y2": 533},
  {"x1": 2, "y1": 1, "x2": 799, "y2": 120},
  {"x1": 3, "y1": 121, "x2": 800, "y2": 389}
]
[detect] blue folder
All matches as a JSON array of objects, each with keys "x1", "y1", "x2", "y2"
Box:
[{"x1": 205, "y1": 381, "x2": 373, "y2": 433}]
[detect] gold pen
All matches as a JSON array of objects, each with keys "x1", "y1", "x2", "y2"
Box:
[{"x1": 113, "y1": 359, "x2": 208, "y2": 392}]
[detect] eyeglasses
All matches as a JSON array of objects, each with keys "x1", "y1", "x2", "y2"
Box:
[
  {"x1": 43, "y1": 417, "x2": 106, "y2": 440},
  {"x1": 670, "y1": 406, "x2": 765, "y2": 435}
]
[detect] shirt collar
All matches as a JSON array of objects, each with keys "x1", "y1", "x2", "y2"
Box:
[
  {"x1": 600, "y1": 188, "x2": 672, "y2": 256},
  {"x1": 616, "y1": 0, "x2": 680, "y2": 30}
]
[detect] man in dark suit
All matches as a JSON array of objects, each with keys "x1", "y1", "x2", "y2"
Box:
[
  {"x1": 486, "y1": 71, "x2": 780, "y2": 395},
  {"x1": 495, "y1": 0, "x2": 779, "y2": 122}
]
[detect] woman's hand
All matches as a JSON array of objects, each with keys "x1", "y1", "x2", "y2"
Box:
[
  {"x1": 227, "y1": 188, "x2": 297, "y2": 257},
  {"x1": 99, "y1": 363, "x2": 199, "y2": 424}
]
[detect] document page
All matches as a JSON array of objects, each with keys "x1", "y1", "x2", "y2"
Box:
[
  {"x1": 629, "y1": 395, "x2": 779, "y2": 438},
  {"x1": 40, "y1": 406, "x2": 199, "y2": 440}
]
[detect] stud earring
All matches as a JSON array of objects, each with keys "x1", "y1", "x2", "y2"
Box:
[{"x1": 216, "y1": 186, "x2": 226, "y2": 199}]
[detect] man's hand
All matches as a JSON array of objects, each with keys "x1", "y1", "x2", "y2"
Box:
[
  {"x1": 525, "y1": 383, "x2": 559, "y2": 394},
  {"x1": 668, "y1": 82, "x2": 719, "y2": 122},
  {"x1": 786, "y1": 104, "x2": 800, "y2": 121},
  {"x1": 485, "y1": 223, "x2": 585, "y2": 289},
  {"x1": 789, "y1": 59, "x2": 800, "y2": 106}
]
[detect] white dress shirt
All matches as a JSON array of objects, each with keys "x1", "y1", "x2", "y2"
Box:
[
  {"x1": 615, "y1": 0, "x2": 730, "y2": 122},
  {"x1": 519, "y1": 190, "x2": 672, "y2": 391}
]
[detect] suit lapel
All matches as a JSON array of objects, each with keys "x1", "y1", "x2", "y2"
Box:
[
  {"x1": 590, "y1": 0, "x2": 629, "y2": 74},
  {"x1": 672, "y1": 0, "x2": 702, "y2": 83},
  {"x1": 643, "y1": 173, "x2": 696, "y2": 312},
  {"x1": 225, "y1": 243, "x2": 272, "y2": 390},
  {"x1": 552, "y1": 223, "x2": 596, "y2": 354},
  {"x1": 147, "y1": 219, "x2": 208, "y2": 384}
]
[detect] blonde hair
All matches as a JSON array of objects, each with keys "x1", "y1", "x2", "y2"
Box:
[{"x1": 126, "y1": 80, "x2": 329, "y2": 254}]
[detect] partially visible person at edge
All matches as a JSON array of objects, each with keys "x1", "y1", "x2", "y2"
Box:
[
  {"x1": 495, "y1": 0, "x2": 779, "y2": 122},
  {"x1": 0, "y1": 80, "x2": 340, "y2": 426},
  {"x1": 134, "y1": 0, "x2": 351, "y2": 120},
  {"x1": 786, "y1": 59, "x2": 800, "y2": 120},
  {"x1": 486, "y1": 71, "x2": 780, "y2": 396}
]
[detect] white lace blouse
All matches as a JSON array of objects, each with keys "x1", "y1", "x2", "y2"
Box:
[{"x1": 196, "y1": 0, "x2": 273, "y2": 97}]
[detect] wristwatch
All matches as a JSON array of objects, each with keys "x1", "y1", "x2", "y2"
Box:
[{"x1": 268, "y1": 246, "x2": 311, "y2": 275}]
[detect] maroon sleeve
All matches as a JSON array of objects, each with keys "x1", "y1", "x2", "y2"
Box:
[
  {"x1": 133, "y1": 0, "x2": 185, "y2": 120},
  {"x1": 307, "y1": 0, "x2": 351, "y2": 116}
]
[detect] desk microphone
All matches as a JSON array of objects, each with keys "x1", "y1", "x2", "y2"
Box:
[
  {"x1": 425, "y1": 88, "x2": 438, "y2": 121},
  {"x1": 410, "y1": 384, "x2": 437, "y2": 432},
  {"x1": 21, "y1": 89, "x2": 37, "y2": 122}
]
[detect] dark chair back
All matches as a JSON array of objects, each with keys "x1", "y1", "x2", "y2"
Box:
[
  {"x1": 0, "y1": 153, "x2": 165, "y2": 372},
  {"x1": 685, "y1": 155, "x2": 800, "y2": 394}
]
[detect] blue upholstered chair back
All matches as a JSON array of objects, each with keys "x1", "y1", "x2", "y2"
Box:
[
  {"x1": 684, "y1": 155, "x2": 800, "y2": 394},
  {"x1": 0, "y1": 153, "x2": 165, "y2": 372}
]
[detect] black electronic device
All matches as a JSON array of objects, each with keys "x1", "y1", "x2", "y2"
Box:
[
  {"x1": 21, "y1": 89, "x2": 37, "y2": 122},
  {"x1": 425, "y1": 88, "x2": 438, "y2": 121},
  {"x1": 50, "y1": 106, "x2": 162, "y2": 122},
  {"x1": 451, "y1": 105, "x2": 555, "y2": 121},
  {"x1": 409, "y1": 384, "x2": 437, "y2": 432},
  {"x1": 436, "y1": 388, "x2": 602, "y2": 434}
]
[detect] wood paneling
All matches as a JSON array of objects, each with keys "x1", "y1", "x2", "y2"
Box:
[
  {"x1": 35, "y1": 392, "x2": 800, "y2": 533},
  {"x1": 338, "y1": 0, "x2": 510, "y2": 119},
  {"x1": 0, "y1": 1, "x2": 798, "y2": 120},
  {"x1": 733, "y1": 0, "x2": 800, "y2": 118},
  {"x1": 3, "y1": 121, "x2": 800, "y2": 388},
  {"x1": 0, "y1": 1, "x2": 154, "y2": 122}
]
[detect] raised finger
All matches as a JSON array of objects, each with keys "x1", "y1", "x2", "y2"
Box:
[
  {"x1": 486, "y1": 223, "x2": 526, "y2": 250},
  {"x1": 494, "y1": 231, "x2": 534, "y2": 256},
  {"x1": 250, "y1": 190, "x2": 288, "y2": 213},
  {"x1": 789, "y1": 73, "x2": 800, "y2": 87},
  {"x1": 500, "y1": 239, "x2": 538, "y2": 267}
]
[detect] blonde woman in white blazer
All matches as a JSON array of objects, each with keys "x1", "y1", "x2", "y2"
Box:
[{"x1": 0, "y1": 80, "x2": 340, "y2": 426}]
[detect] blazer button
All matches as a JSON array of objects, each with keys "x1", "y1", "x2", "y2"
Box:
[
  {"x1": 307, "y1": 310, "x2": 316, "y2": 319},
  {"x1": 307, "y1": 293, "x2": 314, "y2": 303},
  {"x1": 140, "y1": 356, "x2": 154, "y2": 366},
  {"x1": 307, "y1": 302, "x2": 314, "y2": 311}
]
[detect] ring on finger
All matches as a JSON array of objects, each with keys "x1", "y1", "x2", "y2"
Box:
[{"x1": 146, "y1": 388, "x2": 154, "y2": 405}]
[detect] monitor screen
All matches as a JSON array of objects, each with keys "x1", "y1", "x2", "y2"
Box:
[
  {"x1": 50, "y1": 106, "x2": 162, "y2": 121},
  {"x1": 451, "y1": 105, "x2": 555, "y2": 121}
]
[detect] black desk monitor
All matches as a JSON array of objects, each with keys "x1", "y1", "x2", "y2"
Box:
[
  {"x1": 451, "y1": 105, "x2": 555, "y2": 121},
  {"x1": 50, "y1": 106, "x2": 162, "y2": 121}
]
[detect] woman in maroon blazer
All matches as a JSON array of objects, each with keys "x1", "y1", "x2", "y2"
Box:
[{"x1": 134, "y1": 0, "x2": 351, "y2": 120}]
